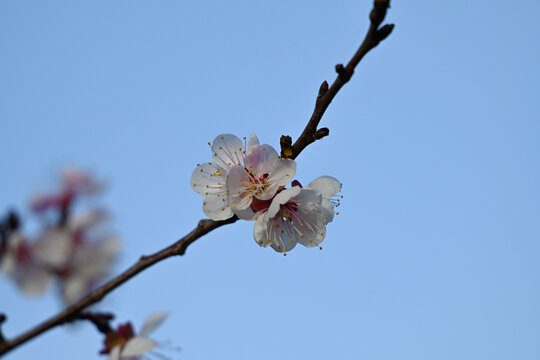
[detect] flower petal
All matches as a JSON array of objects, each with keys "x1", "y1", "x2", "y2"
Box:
[
  {"x1": 306, "y1": 176, "x2": 342, "y2": 198},
  {"x1": 202, "y1": 194, "x2": 234, "y2": 220},
  {"x1": 190, "y1": 163, "x2": 228, "y2": 196},
  {"x1": 211, "y1": 134, "x2": 244, "y2": 170},
  {"x1": 269, "y1": 217, "x2": 298, "y2": 253},
  {"x1": 233, "y1": 206, "x2": 257, "y2": 221},
  {"x1": 17, "y1": 265, "x2": 53, "y2": 295},
  {"x1": 246, "y1": 133, "x2": 260, "y2": 154},
  {"x1": 33, "y1": 228, "x2": 73, "y2": 268},
  {"x1": 109, "y1": 346, "x2": 121, "y2": 360},
  {"x1": 253, "y1": 213, "x2": 272, "y2": 247},
  {"x1": 265, "y1": 158, "x2": 296, "y2": 189},
  {"x1": 267, "y1": 187, "x2": 301, "y2": 218},
  {"x1": 244, "y1": 145, "x2": 279, "y2": 178},
  {"x1": 140, "y1": 312, "x2": 169, "y2": 337},
  {"x1": 226, "y1": 165, "x2": 254, "y2": 210},
  {"x1": 121, "y1": 336, "x2": 157, "y2": 357}
]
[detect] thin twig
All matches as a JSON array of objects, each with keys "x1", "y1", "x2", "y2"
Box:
[
  {"x1": 0, "y1": 0, "x2": 393, "y2": 356},
  {"x1": 0, "y1": 217, "x2": 237, "y2": 356},
  {"x1": 282, "y1": 0, "x2": 394, "y2": 159}
]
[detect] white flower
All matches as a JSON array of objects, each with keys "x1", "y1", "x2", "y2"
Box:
[
  {"x1": 226, "y1": 144, "x2": 296, "y2": 220},
  {"x1": 190, "y1": 133, "x2": 260, "y2": 221},
  {"x1": 102, "y1": 312, "x2": 172, "y2": 360},
  {"x1": 253, "y1": 176, "x2": 342, "y2": 253},
  {"x1": 1, "y1": 231, "x2": 53, "y2": 295}
]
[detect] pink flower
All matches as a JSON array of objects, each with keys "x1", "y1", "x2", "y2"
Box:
[
  {"x1": 100, "y1": 312, "x2": 173, "y2": 360},
  {"x1": 253, "y1": 176, "x2": 341, "y2": 253}
]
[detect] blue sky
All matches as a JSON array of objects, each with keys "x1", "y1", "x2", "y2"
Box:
[{"x1": 1, "y1": 1, "x2": 539, "y2": 359}]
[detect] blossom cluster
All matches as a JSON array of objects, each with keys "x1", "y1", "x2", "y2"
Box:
[
  {"x1": 191, "y1": 134, "x2": 342, "y2": 253},
  {"x1": 0, "y1": 168, "x2": 120, "y2": 305}
]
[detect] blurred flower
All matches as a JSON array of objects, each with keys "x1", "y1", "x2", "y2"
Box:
[
  {"x1": 33, "y1": 210, "x2": 120, "y2": 305},
  {"x1": 0, "y1": 231, "x2": 53, "y2": 295},
  {"x1": 100, "y1": 312, "x2": 174, "y2": 360},
  {"x1": 190, "y1": 133, "x2": 260, "y2": 220},
  {"x1": 253, "y1": 176, "x2": 341, "y2": 253}
]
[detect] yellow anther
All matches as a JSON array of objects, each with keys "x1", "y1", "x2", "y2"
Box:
[
  {"x1": 196, "y1": 163, "x2": 200, "y2": 166},
  {"x1": 220, "y1": 136, "x2": 224, "y2": 139},
  {"x1": 336, "y1": 212, "x2": 340, "y2": 215},
  {"x1": 203, "y1": 202, "x2": 207, "y2": 205},
  {"x1": 309, "y1": 239, "x2": 313, "y2": 242},
  {"x1": 301, "y1": 235, "x2": 304, "y2": 238},
  {"x1": 205, "y1": 192, "x2": 208, "y2": 195},
  {"x1": 290, "y1": 239, "x2": 293, "y2": 243},
  {"x1": 208, "y1": 142, "x2": 211, "y2": 145},
  {"x1": 200, "y1": 169, "x2": 203, "y2": 172},
  {"x1": 219, "y1": 146, "x2": 223, "y2": 149},
  {"x1": 193, "y1": 184, "x2": 197, "y2": 187},
  {"x1": 221, "y1": 208, "x2": 225, "y2": 211},
  {"x1": 232, "y1": 206, "x2": 236, "y2": 209}
]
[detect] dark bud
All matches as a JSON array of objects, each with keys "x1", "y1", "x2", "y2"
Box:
[
  {"x1": 291, "y1": 180, "x2": 303, "y2": 188},
  {"x1": 335, "y1": 64, "x2": 345, "y2": 75},
  {"x1": 376, "y1": 24, "x2": 394, "y2": 41},
  {"x1": 318, "y1": 81, "x2": 329, "y2": 98},
  {"x1": 314, "y1": 127, "x2": 330, "y2": 140}
]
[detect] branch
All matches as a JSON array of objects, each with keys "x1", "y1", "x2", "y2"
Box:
[
  {"x1": 281, "y1": 0, "x2": 394, "y2": 159},
  {"x1": 0, "y1": 0, "x2": 393, "y2": 356},
  {"x1": 0, "y1": 217, "x2": 238, "y2": 356}
]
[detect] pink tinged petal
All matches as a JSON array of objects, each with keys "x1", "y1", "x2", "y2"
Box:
[
  {"x1": 246, "y1": 133, "x2": 260, "y2": 154},
  {"x1": 61, "y1": 275, "x2": 87, "y2": 305},
  {"x1": 226, "y1": 166, "x2": 253, "y2": 210},
  {"x1": 109, "y1": 346, "x2": 121, "y2": 360},
  {"x1": 211, "y1": 134, "x2": 244, "y2": 170},
  {"x1": 140, "y1": 312, "x2": 169, "y2": 337},
  {"x1": 121, "y1": 336, "x2": 157, "y2": 357},
  {"x1": 233, "y1": 206, "x2": 257, "y2": 221},
  {"x1": 306, "y1": 176, "x2": 342, "y2": 198},
  {"x1": 16, "y1": 265, "x2": 53, "y2": 295},
  {"x1": 190, "y1": 163, "x2": 228, "y2": 196},
  {"x1": 258, "y1": 158, "x2": 296, "y2": 199},
  {"x1": 244, "y1": 145, "x2": 279, "y2": 178},
  {"x1": 33, "y1": 229, "x2": 73, "y2": 268},
  {"x1": 267, "y1": 187, "x2": 301, "y2": 218},
  {"x1": 202, "y1": 194, "x2": 234, "y2": 221}
]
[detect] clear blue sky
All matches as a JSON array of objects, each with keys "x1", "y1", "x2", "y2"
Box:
[{"x1": 1, "y1": 1, "x2": 539, "y2": 359}]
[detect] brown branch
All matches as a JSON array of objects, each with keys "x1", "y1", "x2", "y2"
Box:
[
  {"x1": 0, "y1": 217, "x2": 238, "y2": 356},
  {"x1": 282, "y1": 0, "x2": 394, "y2": 159},
  {"x1": 0, "y1": 0, "x2": 393, "y2": 356}
]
